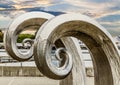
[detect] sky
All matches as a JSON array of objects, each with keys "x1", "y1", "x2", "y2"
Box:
[{"x1": 0, "y1": 0, "x2": 120, "y2": 36}]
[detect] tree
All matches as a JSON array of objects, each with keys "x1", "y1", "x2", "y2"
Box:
[
  {"x1": 17, "y1": 34, "x2": 35, "y2": 43},
  {"x1": 0, "y1": 30, "x2": 3, "y2": 42}
]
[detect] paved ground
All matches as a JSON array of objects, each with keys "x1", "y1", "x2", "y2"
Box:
[
  {"x1": 86, "y1": 77, "x2": 94, "y2": 85},
  {"x1": 0, "y1": 77, "x2": 59, "y2": 85},
  {"x1": 0, "y1": 77, "x2": 94, "y2": 85}
]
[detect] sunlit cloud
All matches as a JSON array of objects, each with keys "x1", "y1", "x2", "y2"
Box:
[
  {"x1": 63, "y1": 0, "x2": 120, "y2": 19},
  {"x1": 11, "y1": 0, "x2": 23, "y2": 4},
  {"x1": 99, "y1": 21, "x2": 120, "y2": 30},
  {"x1": 98, "y1": 19, "x2": 120, "y2": 36},
  {"x1": 100, "y1": 21, "x2": 120, "y2": 26},
  {"x1": 0, "y1": 0, "x2": 120, "y2": 36},
  {"x1": 64, "y1": 0, "x2": 112, "y2": 11},
  {"x1": 36, "y1": 0, "x2": 53, "y2": 5},
  {"x1": 0, "y1": 8, "x2": 6, "y2": 10},
  {"x1": 11, "y1": 0, "x2": 60, "y2": 9},
  {"x1": 13, "y1": 4, "x2": 34, "y2": 9},
  {"x1": 95, "y1": 11, "x2": 120, "y2": 19}
]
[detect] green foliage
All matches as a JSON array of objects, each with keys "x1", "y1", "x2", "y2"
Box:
[
  {"x1": 0, "y1": 30, "x2": 35, "y2": 43},
  {"x1": 0, "y1": 30, "x2": 3, "y2": 42},
  {"x1": 17, "y1": 34, "x2": 35, "y2": 43}
]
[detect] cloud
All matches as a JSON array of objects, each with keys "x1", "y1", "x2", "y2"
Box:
[
  {"x1": 97, "y1": 14, "x2": 120, "y2": 22},
  {"x1": 0, "y1": 1, "x2": 15, "y2": 11},
  {"x1": 0, "y1": 4, "x2": 13, "y2": 9},
  {"x1": 84, "y1": 0, "x2": 119, "y2": 3},
  {"x1": 11, "y1": 0, "x2": 63, "y2": 9},
  {"x1": 45, "y1": 3, "x2": 82, "y2": 12},
  {"x1": 97, "y1": 18, "x2": 120, "y2": 36},
  {"x1": 0, "y1": 0, "x2": 59, "y2": 10},
  {"x1": 107, "y1": 28, "x2": 120, "y2": 36},
  {"x1": 0, "y1": 0, "x2": 120, "y2": 36},
  {"x1": 64, "y1": 0, "x2": 113, "y2": 10},
  {"x1": 100, "y1": 22, "x2": 120, "y2": 36},
  {"x1": 0, "y1": 14, "x2": 12, "y2": 28},
  {"x1": 63, "y1": 0, "x2": 120, "y2": 19}
]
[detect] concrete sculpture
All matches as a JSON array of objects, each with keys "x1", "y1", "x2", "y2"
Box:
[
  {"x1": 4, "y1": 12, "x2": 54, "y2": 61},
  {"x1": 4, "y1": 12, "x2": 120, "y2": 85}
]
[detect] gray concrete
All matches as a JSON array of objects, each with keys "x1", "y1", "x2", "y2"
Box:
[
  {"x1": 0, "y1": 77, "x2": 94, "y2": 85},
  {"x1": 4, "y1": 12, "x2": 120, "y2": 85},
  {"x1": 35, "y1": 13, "x2": 120, "y2": 85},
  {"x1": 0, "y1": 77, "x2": 59, "y2": 85}
]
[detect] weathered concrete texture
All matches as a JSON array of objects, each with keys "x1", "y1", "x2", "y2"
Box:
[
  {"x1": 86, "y1": 68, "x2": 94, "y2": 77},
  {"x1": 35, "y1": 13, "x2": 120, "y2": 85},
  {"x1": 4, "y1": 12, "x2": 54, "y2": 61},
  {"x1": 4, "y1": 12, "x2": 120, "y2": 85},
  {"x1": 59, "y1": 38, "x2": 86, "y2": 85},
  {"x1": 0, "y1": 77, "x2": 59, "y2": 85},
  {"x1": 0, "y1": 66, "x2": 42, "y2": 76},
  {"x1": 0, "y1": 77, "x2": 94, "y2": 85}
]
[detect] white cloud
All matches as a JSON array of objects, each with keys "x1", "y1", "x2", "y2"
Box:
[
  {"x1": 64, "y1": 0, "x2": 120, "y2": 19},
  {"x1": 0, "y1": 0, "x2": 120, "y2": 36},
  {"x1": 95, "y1": 11, "x2": 120, "y2": 19},
  {"x1": 11, "y1": 0, "x2": 62, "y2": 9},
  {"x1": 65, "y1": 0, "x2": 114, "y2": 10},
  {"x1": 100, "y1": 21, "x2": 120, "y2": 26}
]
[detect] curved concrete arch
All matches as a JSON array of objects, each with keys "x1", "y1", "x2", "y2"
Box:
[
  {"x1": 59, "y1": 37, "x2": 86, "y2": 85},
  {"x1": 4, "y1": 12, "x2": 86, "y2": 85},
  {"x1": 4, "y1": 12, "x2": 54, "y2": 61},
  {"x1": 34, "y1": 13, "x2": 120, "y2": 85}
]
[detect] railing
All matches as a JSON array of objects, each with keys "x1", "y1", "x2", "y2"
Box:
[{"x1": 2, "y1": 12, "x2": 120, "y2": 85}]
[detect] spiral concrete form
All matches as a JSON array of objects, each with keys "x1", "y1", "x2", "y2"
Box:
[
  {"x1": 4, "y1": 12, "x2": 120, "y2": 85},
  {"x1": 4, "y1": 12, "x2": 54, "y2": 61},
  {"x1": 34, "y1": 13, "x2": 120, "y2": 85}
]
